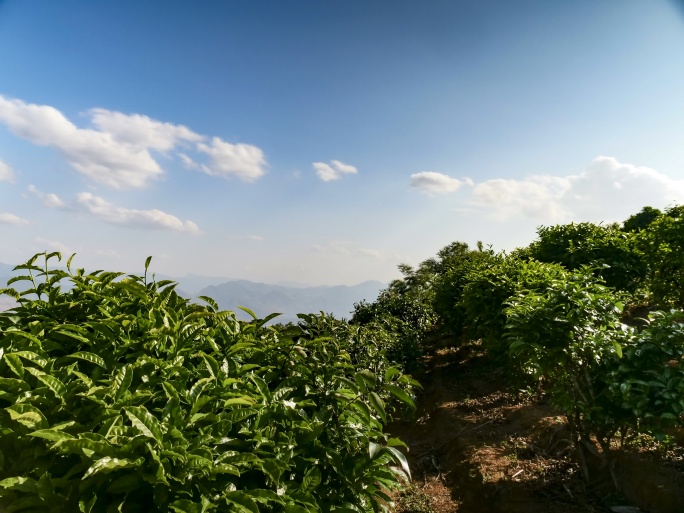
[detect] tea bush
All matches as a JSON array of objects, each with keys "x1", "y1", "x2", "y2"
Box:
[{"x1": 0, "y1": 253, "x2": 417, "y2": 512}]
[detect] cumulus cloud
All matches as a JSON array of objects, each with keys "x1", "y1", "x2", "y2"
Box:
[
  {"x1": 0, "y1": 96, "x2": 165, "y2": 189},
  {"x1": 28, "y1": 184, "x2": 68, "y2": 209},
  {"x1": 197, "y1": 137, "x2": 267, "y2": 181},
  {"x1": 89, "y1": 109, "x2": 202, "y2": 152},
  {"x1": 0, "y1": 159, "x2": 16, "y2": 182},
  {"x1": 74, "y1": 193, "x2": 200, "y2": 233},
  {"x1": 473, "y1": 175, "x2": 571, "y2": 221},
  {"x1": 0, "y1": 95, "x2": 268, "y2": 188},
  {"x1": 471, "y1": 156, "x2": 684, "y2": 223},
  {"x1": 313, "y1": 160, "x2": 358, "y2": 182},
  {"x1": 410, "y1": 171, "x2": 468, "y2": 194},
  {"x1": 0, "y1": 213, "x2": 29, "y2": 225},
  {"x1": 178, "y1": 152, "x2": 200, "y2": 170},
  {"x1": 28, "y1": 186, "x2": 199, "y2": 233}
]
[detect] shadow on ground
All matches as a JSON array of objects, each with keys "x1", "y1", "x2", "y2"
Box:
[{"x1": 389, "y1": 339, "x2": 684, "y2": 513}]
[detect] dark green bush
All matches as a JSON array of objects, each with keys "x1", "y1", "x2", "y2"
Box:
[
  {"x1": 636, "y1": 205, "x2": 684, "y2": 308},
  {"x1": 528, "y1": 222, "x2": 647, "y2": 292},
  {"x1": 459, "y1": 257, "x2": 569, "y2": 353}
]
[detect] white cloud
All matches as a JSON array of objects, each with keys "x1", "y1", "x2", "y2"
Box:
[
  {"x1": 471, "y1": 156, "x2": 684, "y2": 223},
  {"x1": 246, "y1": 235, "x2": 264, "y2": 241},
  {"x1": 0, "y1": 95, "x2": 268, "y2": 188},
  {"x1": 0, "y1": 159, "x2": 16, "y2": 182},
  {"x1": 410, "y1": 171, "x2": 466, "y2": 194},
  {"x1": 28, "y1": 185, "x2": 68, "y2": 209},
  {"x1": 313, "y1": 160, "x2": 358, "y2": 182},
  {"x1": 178, "y1": 152, "x2": 200, "y2": 170},
  {"x1": 197, "y1": 137, "x2": 267, "y2": 181},
  {"x1": 473, "y1": 175, "x2": 571, "y2": 221},
  {"x1": 0, "y1": 213, "x2": 29, "y2": 225},
  {"x1": 89, "y1": 109, "x2": 202, "y2": 152},
  {"x1": 0, "y1": 96, "x2": 165, "y2": 189},
  {"x1": 28, "y1": 185, "x2": 199, "y2": 233},
  {"x1": 75, "y1": 192, "x2": 200, "y2": 233}
]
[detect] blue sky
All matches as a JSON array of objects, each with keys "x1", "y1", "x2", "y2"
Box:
[{"x1": 1, "y1": 0, "x2": 684, "y2": 285}]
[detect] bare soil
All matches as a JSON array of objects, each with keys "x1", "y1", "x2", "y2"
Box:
[{"x1": 390, "y1": 339, "x2": 684, "y2": 513}]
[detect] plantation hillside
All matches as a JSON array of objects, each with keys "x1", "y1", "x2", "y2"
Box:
[{"x1": 2, "y1": 204, "x2": 684, "y2": 511}]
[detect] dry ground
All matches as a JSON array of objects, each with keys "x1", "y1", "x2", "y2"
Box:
[{"x1": 389, "y1": 339, "x2": 684, "y2": 513}]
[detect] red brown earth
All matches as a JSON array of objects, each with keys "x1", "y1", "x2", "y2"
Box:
[{"x1": 390, "y1": 339, "x2": 684, "y2": 513}]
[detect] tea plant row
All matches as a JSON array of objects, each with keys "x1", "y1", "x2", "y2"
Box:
[
  {"x1": 0, "y1": 253, "x2": 418, "y2": 512},
  {"x1": 352, "y1": 205, "x2": 684, "y2": 482}
]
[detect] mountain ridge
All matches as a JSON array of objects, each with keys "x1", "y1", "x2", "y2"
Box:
[{"x1": 0, "y1": 263, "x2": 384, "y2": 321}]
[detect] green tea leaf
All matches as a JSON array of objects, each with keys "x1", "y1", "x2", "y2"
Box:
[
  {"x1": 6, "y1": 404, "x2": 48, "y2": 429},
  {"x1": 386, "y1": 446, "x2": 411, "y2": 480},
  {"x1": 224, "y1": 396, "x2": 256, "y2": 407},
  {"x1": 29, "y1": 428, "x2": 76, "y2": 443},
  {"x1": 13, "y1": 350, "x2": 48, "y2": 368},
  {"x1": 368, "y1": 392, "x2": 386, "y2": 423},
  {"x1": 78, "y1": 494, "x2": 97, "y2": 513},
  {"x1": 170, "y1": 500, "x2": 202, "y2": 513},
  {"x1": 68, "y1": 351, "x2": 107, "y2": 369},
  {"x1": 124, "y1": 406, "x2": 164, "y2": 444},
  {"x1": 237, "y1": 306, "x2": 258, "y2": 320},
  {"x1": 382, "y1": 383, "x2": 415, "y2": 409},
  {"x1": 34, "y1": 373, "x2": 67, "y2": 401},
  {"x1": 0, "y1": 476, "x2": 39, "y2": 493},
  {"x1": 4, "y1": 353, "x2": 24, "y2": 378},
  {"x1": 113, "y1": 365, "x2": 133, "y2": 401},
  {"x1": 224, "y1": 491, "x2": 260, "y2": 513},
  {"x1": 84, "y1": 456, "x2": 138, "y2": 479},
  {"x1": 300, "y1": 466, "x2": 321, "y2": 493}
]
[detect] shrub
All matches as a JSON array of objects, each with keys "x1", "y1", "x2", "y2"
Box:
[
  {"x1": 0, "y1": 253, "x2": 417, "y2": 512},
  {"x1": 636, "y1": 205, "x2": 684, "y2": 308},
  {"x1": 459, "y1": 257, "x2": 569, "y2": 353},
  {"x1": 504, "y1": 271, "x2": 629, "y2": 478},
  {"x1": 528, "y1": 222, "x2": 647, "y2": 292},
  {"x1": 432, "y1": 244, "x2": 496, "y2": 338}
]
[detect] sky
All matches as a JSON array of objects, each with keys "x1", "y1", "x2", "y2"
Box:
[{"x1": 1, "y1": 0, "x2": 684, "y2": 285}]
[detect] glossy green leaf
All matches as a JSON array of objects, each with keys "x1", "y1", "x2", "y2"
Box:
[
  {"x1": 67, "y1": 351, "x2": 106, "y2": 369},
  {"x1": 223, "y1": 396, "x2": 256, "y2": 407},
  {"x1": 13, "y1": 350, "x2": 48, "y2": 367},
  {"x1": 84, "y1": 457, "x2": 138, "y2": 479},
  {"x1": 29, "y1": 428, "x2": 76, "y2": 443},
  {"x1": 224, "y1": 491, "x2": 260, "y2": 513},
  {"x1": 383, "y1": 383, "x2": 415, "y2": 409},
  {"x1": 368, "y1": 392, "x2": 386, "y2": 423},
  {"x1": 34, "y1": 373, "x2": 67, "y2": 400},
  {"x1": 6, "y1": 404, "x2": 48, "y2": 429},
  {"x1": 0, "y1": 476, "x2": 39, "y2": 493},
  {"x1": 113, "y1": 365, "x2": 133, "y2": 401},
  {"x1": 386, "y1": 446, "x2": 411, "y2": 480},
  {"x1": 3, "y1": 353, "x2": 24, "y2": 378},
  {"x1": 124, "y1": 406, "x2": 164, "y2": 444},
  {"x1": 301, "y1": 466, "x2": 321, "y2": 493}
]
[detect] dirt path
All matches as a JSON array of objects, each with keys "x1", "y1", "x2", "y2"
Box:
[{"x1": 390, "y1": 340, "x2": 625, "y2": 513}]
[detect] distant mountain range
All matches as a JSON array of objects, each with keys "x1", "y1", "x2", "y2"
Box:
[
  {"x1": 195, "y1": 280, "x2": 385, "y2": 323},
  {"x1": 0, "y1": 264, "x2": 385, "y2": 322}
]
